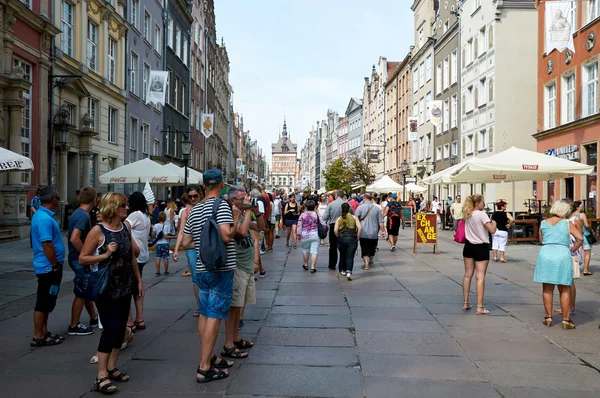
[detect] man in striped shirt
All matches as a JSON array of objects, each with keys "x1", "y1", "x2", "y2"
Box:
[{"x1": 183, "y1": 169, "x2": 239, "y2": 383}]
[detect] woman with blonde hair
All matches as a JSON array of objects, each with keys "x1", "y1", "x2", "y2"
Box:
[
  {"x1": 461, "y1": 194, "x2": 497, "y2": 314},
  {"x1": 79, "y1": 193, "x2": 144, "y2": 394},
  {"x1": 534, "y1": 200, "x2": 583, "y2": 329}
]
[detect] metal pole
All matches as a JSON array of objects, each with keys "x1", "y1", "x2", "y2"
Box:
[
  {"x1": 184, "y1": 160, "x2": 188, "y2": 191},
  {"x1": 403, "y1": 173, "x2": 406, "y2": 204}
]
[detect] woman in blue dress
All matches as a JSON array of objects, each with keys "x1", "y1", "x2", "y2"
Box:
[{"x1": 534, "y1": 201, "x2": 583, "y2": 329}]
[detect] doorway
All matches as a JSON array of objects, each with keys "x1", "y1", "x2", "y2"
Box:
[{"x1": 565, "y1": 177, "x2": 574, "y2": 200}]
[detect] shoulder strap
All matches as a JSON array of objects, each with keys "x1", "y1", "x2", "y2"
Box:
[
  {"x1": 98, "y1": 224, "x2": 111, "y2": 245},
  {"x1": 359, "y1": 205, "x2": 374, "y2": 221},
  {"x1": 212, "y1": 198, "x2": 223, "y2": 217}
]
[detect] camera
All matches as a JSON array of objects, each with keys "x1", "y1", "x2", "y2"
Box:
[{"x1": 251, "y1": 198, "x2": 258, "y2": 207}]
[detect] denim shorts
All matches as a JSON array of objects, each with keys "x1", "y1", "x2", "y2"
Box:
[
  {"x1": 68, "y1": 258, "x2": 87, "y2": 275},
  {"x1": 195, "y1": 270, "x2": 234, "y2": 319},
  {"x1": 185, "y1": 249, "x2": 197, "y2": 281},
  {"x1": 301, "y1": 234, "x2": 320, "y2": 254},
  {"x1": 156, "y1": 243, "x2": 170, "y2": 259}
]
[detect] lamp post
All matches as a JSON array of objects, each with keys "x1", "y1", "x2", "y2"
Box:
[
  {"x1": 401, "y1": 160, "x2": 409, "y2": 205},
  {"x1": 181, "y1": 137, "x2": 192, "y2": 190}
]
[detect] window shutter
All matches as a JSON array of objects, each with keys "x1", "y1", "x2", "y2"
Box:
[
  {"x1": 462, "y1": 94, "x2": 466, "y2": 113},
  {"x1": 489, "y1": 79, "x2": 494, "y2": 101},
  {"x1": 489, "y1": 27, "x2": 494, "y2": 48},
  {"x1": 488, "y1": 127, "x2": 494, "y2": 151},
  {"x1": 462, "y1": 137, "x2": 466, "y2": 158},
  {"x1": 474, "y1": 38, "x2": 479, "y2": 58},
  {"x1": 474, "y1": 87, "x2": 479, "y2": 108},
  {"x1": 474, "y1": 133, "x2": 478, "y2": 151}
]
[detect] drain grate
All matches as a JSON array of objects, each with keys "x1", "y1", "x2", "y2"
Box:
[{"x1": 2, "y1": 270, "x2": 36, "y2": 281}]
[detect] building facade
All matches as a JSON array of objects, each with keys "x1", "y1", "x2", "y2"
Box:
[
  {"x1": 346, "y1": 97, "x2": 363, "y2": 158},
  {"x1": 337, "y1": 116, "x2": 348, "y2": 159},
  {"x1": 271, "y1": 120, "x2": 297, "y2": 193},
  {"x1": 190, "y1": 0, "x2": 206, "y2": 172},
  {"x1": 459, "y1": 0, "x2": 537, "y2": 207},
  {"x1": 535, "y1": 0, "x2": 599, "y2": 212}
]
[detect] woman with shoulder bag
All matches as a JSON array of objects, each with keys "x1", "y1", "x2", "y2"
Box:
[
  {"x1": 574, "y1": 201, "x2": 594, "y2": 275},
  {"x1": 297, "y1": 200, "x2": 320, "y2": 273},
  {"x1": 79, "y1": 193, "x2": 144, "y2": 395}
]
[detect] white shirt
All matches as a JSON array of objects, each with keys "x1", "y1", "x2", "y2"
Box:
[
  {"x1": 273, "y1": 198, "x2": 281, "y2": 216},
  {"x1": 126, "y1": 211, "x2": 151, "y2": 263}
]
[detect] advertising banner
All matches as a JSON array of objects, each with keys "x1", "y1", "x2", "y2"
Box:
[
  {"x1": 201, "y1": 114, "x2": 214, "y2": 138},
  {"x1": 146, "y1": 71, "x2": 169, "y2": 105},
  {"x1": 545, "y1": 1, "x2": 575, "y2": 54},
  {"x1": 408, "y1": 117, "x2": 418, "y2": 141},
  {"x1": 413, "y1": 213, "x2": 438, "y2": 254},
  {"x1": 428, "y1": 100, "x2": 443, "y2": 129}
]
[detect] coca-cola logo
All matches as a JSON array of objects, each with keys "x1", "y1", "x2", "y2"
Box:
[
  {"x1": 151, "y1": 176, "x2": 168, "y2": 182},
  {"x1": 493, "y1": 174, "x2": 506, "y2": 180},
  {"x1": 522, "y1": 164, "x2": 539, "y2": 170},
  {"x1": 110, "y1": 177, "x2": 126, "y2": 183}
]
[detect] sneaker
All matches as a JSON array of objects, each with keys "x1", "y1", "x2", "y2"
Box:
[
  {"x1": 239, "y1": 320, "x2": 244, "y2": 330},
  {"x1": 68, "y1": 323, "x2": 94, "y2": 336},
  {"x1": 361, "y1": 265, "x2": 370, "y2": 270},
  {"x1": 260, "y1": 250, "x2": 267, "y2": 255},
  {"x1": 391, "y1": 246, "x2": 396, "y2": 252},
  {"x1": 164, "y1": 271, "x2": 170, "y2": 276},
  {"x1": 89, "y1": 317, "x2": 99, "y2": 329},
  {"x1": 347, "y1": 272, "x2": 353, "y2": 281},
  {"x1": 260, "y1": 271, "x2": 267, "y2": 278},
  {"x1": 339, "y1": 270, "x2": 346, "y2": 276}
]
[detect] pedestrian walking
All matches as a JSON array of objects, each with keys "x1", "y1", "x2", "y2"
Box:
[
  {"x1": 67, "y1": 186, "x2": 98, "y2": 336},
  {"x1": 79, "y1": 192, "x2": 144, "y2": 394},
  {"x1": 356, "y1": 194, "x2": 384, "y2": 271},
  {"x1": 173, "y1": 185, "x2": 205, "y2": 317},
  {"x1": 273, "y1": 194, "x2": 282, "y2": 238},
  {"x1": 297, "y1": 200, "x2": 320, "y2": 273},
  {"x1": 348, "y1": 194, "x2": 360, "y2": 212},
  {"x1": 382, "y1": 194, "x2": 401, "y2": 251},
  {"x1": 534, "y1": 200, "x2": 583, "y2": 329},
  {"x1": 556, "y1": 199, "x2": 584, "y2": 316},
  {"x1": 258, "y1": 184, "x2": 274, "y2": 251},
  {"x1": 491, "y1": 200, "x2": 513, "y2": 263},
  {"x1": 573, "y1": 201, "x2": 594, "y2": 275},
  {"x1": 283, "y1": 195, "x2": 300, "y2": 248},
  {"x1": 182, "y1": 169, "x2": 237, "y2": 383},
  {"x1": 30, "y1": 186, "x2": 66, "y2": 347},
  {"x1": 152, "y1": 212, "x2": 171, "y2": 276},
  {"x1": 317, "y1": 193, "x2": 328, "y2": 244},
  {"x1": 431, "y1": 196, "x2": 442, "y2": 224},
  {"x1": 334, "y1": 203, "x2": 362, "y2": 280},
  {"x1": 450, "y1": 195, "x2": 463, "y2": 232},
  {"x1": 461, "y1": 194, "x2": 497, "y2": 315},
  {"x1": 323, "y1": 190, "x2": 353, "y2": 271}
]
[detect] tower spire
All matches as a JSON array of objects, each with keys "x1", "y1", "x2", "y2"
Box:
[{"x1": 282, "y1": 116, "x2": 288, "y2": 137}]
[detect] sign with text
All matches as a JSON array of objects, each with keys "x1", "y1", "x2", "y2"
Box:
[
  {"x1": 402, "y1": 206, "x2": 413, "y2": 227},
  {"x1": 413, "y1": 213, "x2": 438, "y2": 254}
]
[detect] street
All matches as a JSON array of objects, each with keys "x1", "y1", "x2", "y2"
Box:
[{"x1": 1, "y1": 228, "x2": 600, "y2": 397}]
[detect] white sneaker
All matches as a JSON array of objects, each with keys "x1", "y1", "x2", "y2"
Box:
[
  {"x1": 347, "y1": 272, "x2": 353, "y2": 281},
  {"x1": 339, "y1": 270, "x2": 346, "y2": 276},
  {"x1": 391, "y1": 245, "x2": 396, "y2": 252}
]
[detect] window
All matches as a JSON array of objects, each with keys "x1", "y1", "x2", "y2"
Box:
[
  {"x1": 183, "y1": 39, "x2": 188, "y2": 66},
  {"x1": 444, "y1": 144, "x2": 450, "y2": 159},
  {"x1": 87, "y1": 98, "x2": 98, "y2": 132},
  {"x1": 478, "y1": 130, "x2": 487, "y2": 151},
  {"x1": 467, "y1": 40, "x2": 473, "y2": 65},
  {"x1": 65, "y1": 103, "x2": 76, "y2": 124},
  {"x1": 451, "y1": 95, "x2": 457, "y2": 128},
  {"x1": 426, "y1": 55, "x2": 432, "y2": 81},
  {"x1": 167, "y1": 17, "x2": 173, "y2": 48},
  {"x1": 142, "y1": 63, "x2": 149, "y2": 102},
  {"x1": 443, "y1": 99, "x2": 449, "y2": 131},
  {"x1": 444, "y1": 19, "x2": 449, "y2": 33},
  {"x1": 570, "y1": 2, "x2": 577, "y2": 32},
  {"x1": 419, "y1": 62, "x2": 424, "y2": 87},
  {"x1": 20, "y1": 0, "x2": 31, "y2": 8},
  {"x1": 195, "y1": 104, "x2": 200, "y2": 129},
  {"x1": 14, "y1": 58, "x2": 31, "y2": 183},
  {"x1": 488, "y1": 78, "x2": 494, "y2": 102},
  {"x1": 144, "y1": 11, "x2": 151, "y2": 42},
  {"x1": 62, "y1": 1, "x2": 74, "y2": 57},
  {"x1": 475, "y1": 0, "x2": 481, "y2": 10},
  {"x1": 87, "y1": 22, "x2": 98, "y2": 71},
  {"x1": 142, "y1": 123, "x2": 149, "y2": 156},
  {"x1": 130, "y1": 53, "x2": 138, "y2": 95},
  {"x1": 107, "y1": 157, "x2": 116, "y2": 172},
  {"x1": 153, "y1": 139, "x2": 160, "y2": 156},
  {"x1": 436, "y1": 146, "x2": 442, "y2": 161},
  {"x1": 590, "y1": 0, "x2": 600, "y2": 23},
  {"x1": 174, "y1": 76, "x2": 179, "y2": 110},
  {"x1": 130, "y1": 117, "x2": 138, "y2": 160},
  {"x1": 562, "y1": 73, "x2": 575, "y2": 123},
  {"x1": 436, "y1": 63, "x2": 442, "y2": 94},
  {"x1": 175, "y1": 26, "x2": 181, "y2": 58},
  {"x1": 479, "y1": 28, "x2": 486, "y2": 55},
  {"x1": 155, "y1": 25, "x2": 162, "y2": 55},
  {"x1": 466, "y1": 134, "x2": 474, "y2": 154},
  {"x1": 479, "y1": 78, "x2": 486, "y2": 106},
  {"x1": 108, "y1": 108, "x2": 117, "y2": 143},
  {"x1": 451, "y1": 141, "x2": 458, "y2": 157},
  {"x1": 181, "y1": 83, "x2": 186, "y2": 113},
  {"x1": 426, "y1": 134, "x2": 431, "y2": 158},
  {"x1": 419, "y1": 97, "x2": 425, "y2": 124},
  {"x1": 413, "y1": 102, "x2": 419, "y2": 120},
  {"x1": 108, "y1": 39, "x2": 116, "y2": 84},
  {"x1": 419, "y1": 137, "x2": 424, "y2": 160},
  {"x1": 413, "y1": 68, "x2": 418, "y2": 93},
  {"x1": 474, "y1": 84, "x2": 479, "y2": 108},
  {"x1": 443, "y1": 57, "x2": 449, "y2": 90},
  {"x1": 451, "y1": 51, "x2": 457, "y2": 84},
  {"x1": 131, "y1": 0, "x2": 138, "y2": 28},
  {"x1": 426, "y1": 92, "x2": 432, "y2": 121},
  {"x1": 544, "y1": 83, "x2": 557, "y2": 129},
  {"x1": 583, "y1": 62, "x2": 598, "y2": 117}
]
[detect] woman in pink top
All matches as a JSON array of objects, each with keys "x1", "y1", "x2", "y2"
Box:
[
  {"x1": 461, "y1": 194, "x2": 497, "y2": 314},
  {"x1": 297, "y1": 200, "x2": 320, "y2": 273}
]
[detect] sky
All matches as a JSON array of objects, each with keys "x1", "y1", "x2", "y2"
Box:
[{"x1": 215, "y1": 0, "x2": 414, "y2": 163}]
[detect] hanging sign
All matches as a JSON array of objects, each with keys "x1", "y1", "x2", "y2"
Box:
[
  {"x1": 545, "y1": 1, "x2": 575, "y2": 54},
  {"x1": 408, "y1": 117, "x2": 418, "y2": 141},
  {"x1": 146, "y1": 71, "x2": 169, "y2": 105},
  {"x1": 428, "y1": 100, "x2": 443, "y2": 129},
  {"x1": 413, "y1": 212, "x2": 438, "y2": 254},
  {"x1": 201, "y1": 114, "x2": 214, "y2": 138},
  {"x1": 236, "y1": 158, "x2": 242, "y2": 170}
]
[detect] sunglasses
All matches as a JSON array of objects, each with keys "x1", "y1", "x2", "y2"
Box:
[
  {"x1": 189, "y1": 194, "x2": 200, "y2": 199},
  {"x1": 119, "y1": 203, "x2": 128, "y2": 208}
]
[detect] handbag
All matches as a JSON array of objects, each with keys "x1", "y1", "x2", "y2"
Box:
[
  {"x1": 316, "y1": 213, "x2": 328, "y2": 239},
  {"x1": 73, "y1": 226, "x2": 112, "y2": 300},
  {"x1": 586, "y1": 231, "x2": 597, "y2": 245},
  {"x1": 454, "y1": 220, "x2": 467, "y2": 244},
  {"x1": 572, "y1": 256, "x2": 581, "y2": 279}
]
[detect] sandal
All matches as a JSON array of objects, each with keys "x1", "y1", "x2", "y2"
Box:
[
  {"x1": 107, "y1": 368, "x2": 129, "y2": 382},
  {"x1": 196, "y1": 366, "x2": 228, "y2": 383},
  {"x1": 234, "y1": 339, "x2": 254, "y2": 349},
  {"x1": 45, "y1": 331, "x2": 65, "y2": 342},
  {"x1": 493, "y1": 257, "x2": 498, "y2": 262},
  {"x1": 182, "y1": 270, "x2": 191, "y2": 276},
  {"x1": 221, "y1": 344, "x2": 249, "y2": 359},
  {"x1": 94, "y1": 376, "x2": 117, "y2": 395},
  {"x1": 476, "y1": 306, "x2": 490, "y2": 315},
  {"x1": 583, "y1": 271, "x2": 594, "y2": 276},
  {"x1": 31, "y1": 335, "x2": 62, "y2": 347},
  {"x1": 133, "y1": 320, "x2": 146, "y2": 330},
  {"x1": 462, "y1": 302, "x2": 472, "y2": 311},
  {"x1": 193, "y1": 309, "x2": 200, "y2": 317},
  {"x1": 211, "y1": 354, "x2": 233, "y2": 369},
  {"x1": 543, "y1": 316, "x2": 553, "y2": 327},
  {"x1": 562, "y1": 319, "x2": 576, "y2": 329},
  {"x1": 500, "y1": 259, "x2": 508, "y2": 263},
  {"x1": 310, "y1": 268, "x2": 317, "y2": 273},
  {"x1": 302, "y1": 264, "x2": 309, "y2": 271}
]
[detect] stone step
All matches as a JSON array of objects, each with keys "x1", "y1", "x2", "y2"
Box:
[
  {"x1": 0, "y1": 233, "x2": 20, "y2": 242},
  {"x1": 0, "y1": 229, "x2": 11, "y2": 236}
]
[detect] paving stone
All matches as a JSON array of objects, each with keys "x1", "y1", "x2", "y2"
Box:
[
  {"x1": 257, "y1": 327, "x2": 354, "y2": 347},
  {"x1": 353, "y1": 318, "x2": 444, "y2": 333},
  {"x1": 413, "y1": 294, "x2": 470, "y2": 304},
  {"x1": 350, "y1": 306, "x2": 435, "y2": 321},
  {"x1": 346, "y1": 294, "x2": 421, "y2": 308},
  {"x1": 271, "y1": 305, "x2": 350, "y2": 315},
  {"x1": 356, "y1": 331, "x2": 464, "y2": 356},
  {"x1": 341, "y1": 279, "x2": 405, "y2": 290},
  {"x1": 245, "y1": 345, "x2": 358, "y2": 366},
  {"x1": 433, "y1": 314, "x2": 525, "y2": 327},
  {"x1": 280, "y1": 272, "x2": 340, "y2": 283},
  {"x1": 497, "y1": 387, "x2": 600, "y2": 398},
  {"x1": 274, "y1": 295, "x2": 347, "y2": 306},
  {"x1": 456, "y1": 339, "x2": 580, "y2": 363},
  {"x1": 424, "y1": 303, "x2": 502, "y2": 315},
  {"x1": 364, "y1": 377, "x2": 500, "y2": 398},
  {"x1": 226, "y1": 364, "x2": 363, "y2": 397},
  {"x1": 264, "y1": 314, "x2": 352, "y2": 328},
  {"x1": 277, "y1": 283, "x2": 343, "y2": 296},
  {"x1": 240, "y1": 306, "x2": 269, "y2": 321}
]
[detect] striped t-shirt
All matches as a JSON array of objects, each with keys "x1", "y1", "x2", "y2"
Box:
[{"x1": 183, "y1": 197, "x2": 236, "y2": 273}]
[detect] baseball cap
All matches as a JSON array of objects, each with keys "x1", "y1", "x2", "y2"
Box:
[{"x1": 203, "y1": 168, "x2": 223, "y2": 185}]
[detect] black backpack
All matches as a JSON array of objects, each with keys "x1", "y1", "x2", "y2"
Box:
[
  {"x1": 198, "y1": 199, "x2": 228, "y2": 273},
  {"x1": 389, "y1": 202, "x2": 402, "y2": 217}
]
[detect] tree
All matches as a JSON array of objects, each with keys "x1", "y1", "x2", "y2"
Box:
[
  {"x1": 348, "y1": 154, "x2": 372, "y2": 187},
  {"x1": 322, "y1": 158, "x2": 352, "y2": 193}
]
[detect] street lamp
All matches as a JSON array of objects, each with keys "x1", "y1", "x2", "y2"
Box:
[
  {"x1": 181, "y1": 137, "x2": 192, "y2": 190},
  {"x1": 56, "y1": 104, "x2": 70, "y2": 149},
  {"x1": 401, "y1": 160, "x2": 409, "y2": 205}
]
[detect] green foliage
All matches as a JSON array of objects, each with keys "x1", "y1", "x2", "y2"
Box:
[
  {"x1": 322, "y1": 158, "x2": 352, "y2": 193},
  {"x1": 348, "y1": 155, "x2": 372, "y2": 187}
]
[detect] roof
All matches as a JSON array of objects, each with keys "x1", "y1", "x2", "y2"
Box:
[
  {"x1": 272, "y1": 120, "x2": 297, "y2": 154},
  {"x1": 386, "y1": 62, "x2": 400, "y2": 79}
]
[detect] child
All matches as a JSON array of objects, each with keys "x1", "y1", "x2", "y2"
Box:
[{"x1": 152, "y1": 211, "x2": 171, "y2": 276}]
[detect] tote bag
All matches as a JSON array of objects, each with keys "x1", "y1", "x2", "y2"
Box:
[{"x1": 454, "y1": 220, "x2": 467, "y2": 244}]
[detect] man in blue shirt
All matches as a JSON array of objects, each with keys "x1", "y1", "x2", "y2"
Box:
[{"x1": 30, "y1": 186, "x2": 65, "y2": 347}]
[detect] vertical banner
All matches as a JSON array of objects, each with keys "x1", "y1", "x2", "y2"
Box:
[
  {"x1": 545, "y1": 1, "x2": 575, "y2": 54},
  {"x1": 147, "y1": 71, "x2": 169, "y2": 105},
  {"x1": 236, "y1": 158, "x2": 242, "y2": 170},
  {"x1": 201, "y1": 114, "x2": 214, "y2": 138},
  {"x1": 428, "y1": 100, "x2": 443, "y2": 129},
  {"x1": 408, "y1": 117, "x2": 418, "y2": 141}
]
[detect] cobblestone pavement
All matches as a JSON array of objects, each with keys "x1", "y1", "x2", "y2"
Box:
[{"x1": 1, "y1": 229, "x2": 600, "y2": 397}]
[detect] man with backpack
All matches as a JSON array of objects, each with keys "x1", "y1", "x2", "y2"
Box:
[
  {"x1": 383, "y1": 194, "x2": 402, "y2": 251},
  {"x1": 355, "y1": 193, "x2": 384, "y2": 271},
  {"x1": 182, "y1": 169, "x2": 238, "y2": 383}
]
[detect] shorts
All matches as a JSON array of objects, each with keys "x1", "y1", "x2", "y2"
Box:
[
  {"x1": 285, "y1": 219, "x2": 298, "y2": 227},
  {"x1": 156, "y1": 243, "x2": 170, "y2": 259},
  {"x1": 453, "y1": 218, "x2": 462, "y2": 231},
  {"x1": 275, "y1": 214, "x2": 281, "y2": 222},
  {"x1": 463, "y1": 240, "x2": 490, "y2": 262},
  {"x1": 185, "y1": 249, "x2": 197, "y2": 282},
  {"x1": 231, "y1": 269, "x2": 256, "y2": 307},
  {"x1": 583, "y1": 235, "x2": 592, "y2": 251},
  {"x1": 387, "y1": 216, "x2": 400, "y2": 236},
  {"x1": 195, "y1": 270, "x2": 234, "y2": 319},
  {"x1": 301, "y1": 234, "x2": 320, "y2": 254},
  {"x1": 68, "y1": 258, "x2": 87, "y2": 275},
  {"x1": 359, "y1": 238, "x2": 378, "y2": 257},
  {"x1": 35, "y1": 267, "x2": 63, "y2": 313},
  {"x1": 492, "y1": 230, "x2": 508, "y2": 252}
]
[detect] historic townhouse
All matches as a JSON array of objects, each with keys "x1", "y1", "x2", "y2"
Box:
[
  {"x1": 346, "y1": 97, "x2": 363, "y2": 158},
  {"x1": 535, "y1": 0, "x2": 600, "y2": 212},
  {"x1": 271, "y1": 119, "x2": 298, "y2": 194},
  {"x1": 190, "y1": 0, "x2": 206, "y2": 172},
  {"x1": 337, "y1": 116, "x2": 348, "y2": 160},
  {"x1": 0, "y1": 0, "x2": 59, "y2": 238},
  {"x1": 51, "y1": 0, "x2": 128, "y2": 201},
  {"x1": 459, "y1": 0, "x2": 536, "y2": 207}
]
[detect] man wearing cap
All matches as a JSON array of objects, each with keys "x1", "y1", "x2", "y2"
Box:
[
  {"x1": 30, "y1": 186, "x2": 66, "y2": 347},
  {"x1": 182, "y1": 169, "x2": 238, "y2": 383}
]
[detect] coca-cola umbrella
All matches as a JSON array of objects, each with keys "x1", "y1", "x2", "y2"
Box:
[
  {"x1": 99, "y1": 158, "x2": 182, "y2": 185},
  {"x1": 0, "y1": 146, "x2": 34, "y2": 172}
]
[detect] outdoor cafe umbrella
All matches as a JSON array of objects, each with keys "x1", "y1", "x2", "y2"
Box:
[
  {"x1": 366, "y1": 175, "x2": 404, "y2": 193},
  {"x1": 163, "y1": 162, "x2": 203, "y2": 184},
  {"x1": 99, "y1": 158, "x2": 182, "y2": 185},
  {"x1": 404, "y1": 183, "x2": 428, "y2": 192},
  {"x1": 0, "y1": 146, "x2": 34, "y2": 172}
]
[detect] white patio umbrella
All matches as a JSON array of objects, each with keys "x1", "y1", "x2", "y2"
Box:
[
  {"x1": 99, "y1": 158, "x2": 182, "y2": 185},
  {"x1": 423, "y1": 162, "x2": 468, "y2": 185},
  {"x1": 366, "y1": 175, "x2": 404, "y2": 193},
  {"x1": 0, "y1": 146, "x2": 34, "y2": 172},
  {"x1": 163, "y1": 163, "x2": 203, "y2": 184},
  {"x1": 404, "y1": 182, "x2": 428, "y2": 192}
]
